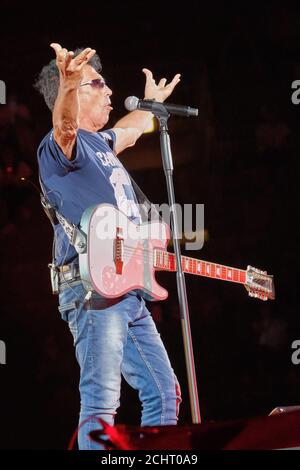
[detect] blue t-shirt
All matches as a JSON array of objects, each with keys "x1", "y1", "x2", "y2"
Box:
[{"x1": 37, "y1": 128, "x2": 141, "y2": 265}]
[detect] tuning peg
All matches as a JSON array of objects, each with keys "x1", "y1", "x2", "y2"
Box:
[{"x1": 248, "y1": 290, "x2": 268, "y2": 301}]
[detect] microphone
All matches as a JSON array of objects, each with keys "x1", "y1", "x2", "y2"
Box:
[{"x1": 124, "y1": 96, "x2": 198, "y2": 117}]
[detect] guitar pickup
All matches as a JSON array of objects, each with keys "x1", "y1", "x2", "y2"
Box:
[{"x1": 114, "y1": 227, "x2": 124, "y2": 275}]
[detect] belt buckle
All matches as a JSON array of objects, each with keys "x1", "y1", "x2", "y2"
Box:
[
  {"x1": 58, "y1": 265, "x2": 69, "y2": 273},
  {"x1": 59, "y1": 268, "x2": 71, "y2": 283},
  {"x1": 62, "y1": 264, "x2": 79, "y2": 280},
  {"x1": 57, "y1": 264, "x2": 80, "y2": 288}
]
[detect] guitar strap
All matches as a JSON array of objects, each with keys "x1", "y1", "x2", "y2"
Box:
[
  {"x1": 38, "y1": 174, "x2": 86, "y2": 253},
  {"x1": 38, "y1": 174, "x2": 87, "y2": 293},
  {"x1": 129, "y1": 176, "x2": 161, "y2": 223}
]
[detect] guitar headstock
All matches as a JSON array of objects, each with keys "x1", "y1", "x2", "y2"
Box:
[{"x1": 245, "y1": 265, "x2": 275, "y2": 301}]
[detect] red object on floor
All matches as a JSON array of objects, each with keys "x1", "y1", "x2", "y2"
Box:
[{"x1": 89, "y1": 408, "x2": 300, "y2": 450}]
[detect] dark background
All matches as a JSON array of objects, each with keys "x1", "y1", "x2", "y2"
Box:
[{"x1": 0, "y1": 0, "x2": 300, "y2": 449}]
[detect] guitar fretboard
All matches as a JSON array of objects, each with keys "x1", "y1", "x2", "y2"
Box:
[{"x1": 154, "y1": 249, "x2": 246, "y2": 284}]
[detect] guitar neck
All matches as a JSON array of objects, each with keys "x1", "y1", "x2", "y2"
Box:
[{"x1": 154, "y1": 249, "x2": 246, "y2": 285}]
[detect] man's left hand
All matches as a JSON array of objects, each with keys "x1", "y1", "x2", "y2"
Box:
[{"x1": 142, "y1": 68, "x2": 181, "y2": 102}]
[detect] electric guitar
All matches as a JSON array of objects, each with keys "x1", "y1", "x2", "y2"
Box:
[{"x1": 78, "y1": 204, "x2": 275, "y2": 301}]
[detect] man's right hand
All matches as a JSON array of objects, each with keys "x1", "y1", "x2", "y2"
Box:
[{"x1": 50, "y1": 43, "x2": 95, "y2": 85}]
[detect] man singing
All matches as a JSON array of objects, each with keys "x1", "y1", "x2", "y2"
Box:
[{"x1": 35, "y1": 44, "x2": 181, "y2": 449}]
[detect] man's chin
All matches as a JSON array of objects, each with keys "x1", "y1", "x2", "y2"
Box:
[{"x1": 97, "y1": 114, "x2": 110, "y2": 130}]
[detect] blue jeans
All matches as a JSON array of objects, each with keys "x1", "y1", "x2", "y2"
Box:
[{"x1": 58, "y1": 279, "x2": 181, "y2": 450}]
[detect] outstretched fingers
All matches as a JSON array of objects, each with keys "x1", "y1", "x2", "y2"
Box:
[
  {"x1": 50, "y1": 43, "x2": 96, "y2": 72},
  {"x1": 50, "y1": 43, "x2": 67, "y2": 63},
  {"x1": 166, "y1": 73, "x2": 181, "y2": 90},
  {"x1": 143, "y1": 68, "x2": 181, "y2": 90},
  {"x1": 64, "y1": 51, "x2": 74, "y2": 68},
  {"x1": 50, "y1": 43, "x2": 62, "y2": 54},
  {"x1": 158, "y1": 78, "x2": 167, "y2": 87},
  {"x1": 142, "y1": 68, "x2": 156, "y2": 84},
  {"x1": 73, "y1": 48, "x2": 96, "y2": 67}
]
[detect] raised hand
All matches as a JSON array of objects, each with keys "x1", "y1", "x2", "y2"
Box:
[
  {"x1": 50, "y1": 43, "x2": 96, "y2": 84},
  {"x1": 142, "y1": 68, "x2": 181, "y2": 103}
]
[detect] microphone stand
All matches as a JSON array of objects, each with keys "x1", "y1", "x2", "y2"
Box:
[{"x1": 153, "y1": 104, "x2": 201, "y2": 424}]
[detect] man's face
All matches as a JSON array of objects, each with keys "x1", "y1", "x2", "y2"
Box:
[{"x1": 78, "y1": 64, "x2": 113, "y2": 130}]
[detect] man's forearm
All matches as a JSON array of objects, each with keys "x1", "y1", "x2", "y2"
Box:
[
  {"x1": 114, "y1": 109, "x2": 153, "y2": 136},
  {"x1": 53, "y1": 82, "x2": 79, "y2": 132},
  {"x1": 112, "y1": 110, "x2": 155, "y2": 154}
]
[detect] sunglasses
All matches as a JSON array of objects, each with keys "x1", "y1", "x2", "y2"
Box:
[{"x1": 80, "y1": 78, "x2": 106, "y2": 89}]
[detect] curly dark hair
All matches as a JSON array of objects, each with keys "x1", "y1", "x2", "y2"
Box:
[{"x1": 34, "y1": 48, "x2": 102, "y2": 112}]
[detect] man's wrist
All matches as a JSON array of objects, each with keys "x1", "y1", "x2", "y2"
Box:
[
  {"x1": 60, "y1": 78, "x2": 81, "y2": 92},
  {"x1": 144, "y1": 96, "x2": 164, "y2": 103}
]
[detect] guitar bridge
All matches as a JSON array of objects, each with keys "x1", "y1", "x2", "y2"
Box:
[{"x1": 114, "y1": 227, "x2": 124, "y2": 275}]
